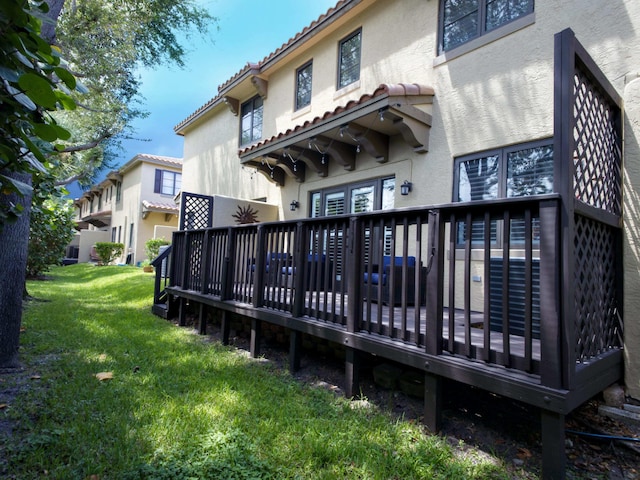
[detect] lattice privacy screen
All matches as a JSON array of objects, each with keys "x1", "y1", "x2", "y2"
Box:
[
  {"x1": 573, "y1": 69, "x2": 622, "y2": 216},
  {"x1": 180, "y1": 192, "x2": 213, "y2": 230},
  {"x1": 571, "y1": 53, "x2": 623, "y2": 362}
]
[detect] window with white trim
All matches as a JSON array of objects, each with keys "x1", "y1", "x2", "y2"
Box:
[
  {"x1": 439, "y1": 0, "x2": 533, "y2": 53},
  {"x1": 338, "y1": 29, "x2": 361, "y2": 89},
  {"x1": 154, "y1": 169, "x2": 182, "y2": 196}
]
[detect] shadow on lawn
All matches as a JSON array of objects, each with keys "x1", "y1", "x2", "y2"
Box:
[{"x1": 7, "y1": 264, "x2": 510, "y2": 479}]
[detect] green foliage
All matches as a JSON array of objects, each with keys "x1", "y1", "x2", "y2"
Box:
[
  {"x1": 49, "y1": 0, "x2": 218, "y2": 189},
  {"x1": 0, "y1": 0, "x2": 77, "y2": 226},
  {"x1": 4, "y1": 264, "x2": 511, "y2": 479},
  {"x1": 27, "y1": 195, "x2": 75, "y2": 277},
  {"x1": 94, "y1": 241, "x2": 124, "y2": 265},
  {"x1": 144, "y1": 237, "x2": 170, "y2": 261}
]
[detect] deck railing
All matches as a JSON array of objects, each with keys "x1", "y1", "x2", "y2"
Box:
[{"x1": 166, "y1": 192, "x2": 625, "y2": 391}]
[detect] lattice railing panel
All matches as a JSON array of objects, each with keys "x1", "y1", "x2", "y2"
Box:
[
  {"x1": 186, "y1": 232, "x2": 204, "y2": 291},
  {"x1": 180, "y1": 193, "x2": 213, "y2": 230},
  {"x1": 574, "y1": 215, "x2": 622, "y2": 362},
  {"x1": 573, "y1": 68, "x2": 622, "y2": 215}
]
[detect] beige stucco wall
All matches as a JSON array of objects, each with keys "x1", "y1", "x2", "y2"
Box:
[
  {"x1": 77, "y1": 229, "x2": 109, "y2": 263},
  {"x1": 179, "y1": 0, "x2": 640, "y2": 395},
  {"x1": 624, "y1": 76, "x2": 640, "y2": 398},
  {"x1": 210, "y1": 195, "x2": 279, "y2": 228},
  {"x1": 110, "y1": 159, "x2": 181, "y2": 265},
  {"x1": 181, "y1": 105, "x2": 280, "y2": 205}
]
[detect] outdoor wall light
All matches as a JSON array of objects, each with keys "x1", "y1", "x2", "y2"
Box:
[
  {"x1": 400, "y1": 180, "x2": 413, "y2": 196},
  {"x1": 289, "y1": 200, "x2": 300, "y2": 211}
]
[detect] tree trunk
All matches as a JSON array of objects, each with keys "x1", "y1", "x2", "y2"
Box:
[
  {"x1": 0, "y1": 171, "x2": 32, "y2": 368},
  {"x1": 41, "y1": 0, "x2": 65, "y2": 44}
]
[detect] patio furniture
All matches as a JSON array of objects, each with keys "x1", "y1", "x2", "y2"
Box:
[
  {"x1": 363, "y1": 256, "x2": 426, "y2": 306},
  {"x1": 282, "y1": 254, "x2": 333, "y2": 290}
]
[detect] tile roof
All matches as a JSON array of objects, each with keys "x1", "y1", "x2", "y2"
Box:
[
  {"x1": 174, "y1": 0, "x2": 353, "y2": 133},
  {"x1": 239, "y1": 83, "x2": 434, "y2": 156},
  {"x1": 135, "y1": 154, "x2": 183, "y2": 167},
  {"x1": 142, "y1": 200, "x2": 179, "y2": 213}
]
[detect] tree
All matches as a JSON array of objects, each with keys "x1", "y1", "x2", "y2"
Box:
[
  {"x1": 45, "y1": 0, "x2": 216, "y2": 188},
  {"x1": 0, "y1": 0, "x2": 216, "y2": 368},
  {"x1": 0, "y1": 0, "x2": 78, "y2": 368}
]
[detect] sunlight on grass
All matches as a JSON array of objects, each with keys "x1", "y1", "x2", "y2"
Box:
[{"x1": 0, "y1": 264, "x2": 511, "y2": 479}]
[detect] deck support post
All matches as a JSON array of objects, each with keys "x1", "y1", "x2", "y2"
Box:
[
  {"x1": 540, "y1": 409, "x2": 566, "y2": 480},
  {"x1": 250, "y1": 318, "x2": 261, "y2": 358},
  {"x1": 423, "y1": 372, "x2": 442, "y2": 432},
  {"x1": 289, "y1": 329, "x2": 302, "y2": 372},
  {"x1": 220, "y1": 310, "x2": 230, "y2": 345},
  {"x1": 198, "y1": 303, "x2": 207, "y2": 335},
  {"x1": 344, "y1": 347, "x2": 360, "y2": 398},
  {"x1": 178, "y1": 297, "x2": 187, "y2": 327}
]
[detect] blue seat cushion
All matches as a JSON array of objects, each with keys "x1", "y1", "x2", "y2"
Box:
[
  {"x1": 382, "y1": 256, "x2": 416, "y2": 267},
  {"x1": 363, "y1": 272, "x2": 385, "y2": 285}
]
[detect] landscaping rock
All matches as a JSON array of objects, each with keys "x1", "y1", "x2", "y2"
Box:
[{"x1": 603, "y1": 384, "x2": 625, "y2": 407}]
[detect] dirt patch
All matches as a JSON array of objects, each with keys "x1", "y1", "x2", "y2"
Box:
[{"x1": 198, "y1": 319, "x2": 640, "y2": 479}]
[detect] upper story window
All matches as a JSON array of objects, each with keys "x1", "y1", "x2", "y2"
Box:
[
  {"x1": 154, "y1": 169, "x2": 182, "y2": 196},
  {"x1": 240, "y1": 95, "x2": 263, "y2": 146},
  {"x1": 338, "y1": 29, "x2": 361, "y2": 89},
  {"x1": 295, "y1": 61, "x2": 313, "y2": 110},
  {"x1": 440, "y1": 0, "x2": 533, "y2": 53}
]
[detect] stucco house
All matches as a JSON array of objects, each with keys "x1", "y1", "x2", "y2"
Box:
[
  {"x1": 158, "y1": 1, "x2": 638, "y2": 477},
  {"x1": 72, "y1": 153, "x2": 183, "y2": 265}
]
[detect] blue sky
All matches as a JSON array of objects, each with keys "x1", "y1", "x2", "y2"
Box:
[{"x1": 117, "y1": 0, "x2": 338, "y2": 168}]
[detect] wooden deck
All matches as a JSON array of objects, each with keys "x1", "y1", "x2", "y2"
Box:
[{"x1": 243, "y1": 288, "x2": 541, "y2": 361}]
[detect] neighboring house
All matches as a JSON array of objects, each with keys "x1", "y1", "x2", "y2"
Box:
[
  {"x1": 164, "y1": 1, "x2": 638, "y2": 476},
  {"x1": 73, "y1": 154, "x2": 183, "y2": 265}
]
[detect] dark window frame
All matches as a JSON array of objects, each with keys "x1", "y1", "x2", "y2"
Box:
[
  {"x1": 240, "y1": 95, "x2": 264, "y2": 146},
  {"x1": 310, "y1": 176, "x2": 394, "y2": 218},
  {"x1": 453, "y1": 138, "x2": 553, "y2": 247},
  {"x1": 295, "y1": 60, "x2": 313, "y2": 110},
  {"x1": 438, "y1": 0, "x2": 534, "y2": 54},
  {"x1": 337, "y1": 28, "x2": 362, "y2": 90},
  {"x1": 154, "y1": 169, "x2": 182, "y2": 196}
]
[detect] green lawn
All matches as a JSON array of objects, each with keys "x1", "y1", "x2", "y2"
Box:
[{"x1": 1, "y1": 264, "x2": 511, "y2": 479}]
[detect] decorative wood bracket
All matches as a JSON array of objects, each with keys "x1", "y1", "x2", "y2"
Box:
[
  {"x1": 387, "y1": 103, "x2": 432, "y2": 153},
  {"x1": 314, "y1": 135, "x2": 356, "y2": 171},
  {"x1": 289, "y1": 144, "x2": 328, "y2": 177},
  {"x1": 342, "y1": 124, "x2": 389, "y2": 163},
  {"x1": 246, "y1": 160, "x2": 285, "y2": 187},
  {"x1": 251, "y1": 76, "x2": 268, "y2": 99},
  {"x1": 274, "y1": 153, "x2": 306, "y2": 183},
  {"x1": 223, "y1": 96, "x2": 239, "y2": 116}
]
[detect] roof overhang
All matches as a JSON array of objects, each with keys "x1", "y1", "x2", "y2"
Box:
[
  {"x1": 141, "y1": 200, "x2": 179, "y2": 221},
  {"x1": 82, "y1": 209, "x2": 112, "y2": 228},
  {"x1": 239, "y1": 84, "x2": 434, "y2": 186}
]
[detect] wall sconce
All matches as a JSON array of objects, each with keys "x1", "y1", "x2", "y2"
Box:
[
  {"x1": 400, "y1": 180, "x2": 413, "y2": 196},
  {"x1": 289, "y1": 200, "x2": 299, "y2": 211}
]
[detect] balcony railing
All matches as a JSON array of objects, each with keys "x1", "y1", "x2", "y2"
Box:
[{"x1": 166, "y1": 193, "x2": 622, "y2": 394}]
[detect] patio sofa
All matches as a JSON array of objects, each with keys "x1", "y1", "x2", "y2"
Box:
[{"x1": 362, "y1": 255, "x2": 427, "y2": 306}]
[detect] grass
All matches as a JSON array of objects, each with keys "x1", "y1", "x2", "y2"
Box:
[{"x1": 1, "y1": 264, "x2": 511, "y2": 479}]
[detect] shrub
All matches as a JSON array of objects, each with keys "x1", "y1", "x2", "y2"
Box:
[
  {"x1": 94, "y1": 242, "x2": 124, "y2": 265},
  {"x1": 145, "y1": 237, "x2": 170, "y2": 261},
  {"x1": 27, "y1": 198, "x2": 76, "y2": 277}
]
